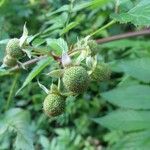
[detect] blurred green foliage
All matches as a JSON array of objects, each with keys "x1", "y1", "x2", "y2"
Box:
[{"x1": 0, "y1": 0, "x2": 150, "y2": 150}]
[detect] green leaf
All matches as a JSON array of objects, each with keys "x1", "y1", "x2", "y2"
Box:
[
  {"x1": 73, "y1": 0, "x2": 113, "y2": 11},
  {"x1": 0, "y1": 69, "x2": 10, "y2": 76},
  {"x1": 43, "y1": 13, "x2": 68, "y2": 35},
  {"x1": 0, "y1": 108, "x2": 34, "y2": 150},
  {"x1": 93, "y1": 110, "x2": 150, "y2": 132},
  {"x1": 39, "y1": 135, "x2": 50, "y2": 149},
  {"x1": 0, "y1": 17, "x2": 9, "y2": 61},
  {"x1": 118, "y1": 0, "x2": 134, "y2": 13},
  {"x1": 0, "y1": 124, "x2": 7, "y2": 135},
  {"x1": 119, "y1": 57, "x2": 150, "y2": 83},
  {"x1": 101, "y1": 85, "x2": 150, "y2": 110},
  {"x1": 47, "y1": 69, "x2": 64, "y2": 78},
  {"x1": 31, "y1": 37, "x2": 46, "y2": 47},
  {"x1": 19, "y1": 23, "x2": 28, "y2": 47},
  {"x1": 0, "y1": 0, "x2": 6, "y2": 7},
  {"x1": 104, "y1": 130, "x2": 123, "y2": 145},
  {"x1": 46, "y1": 5, "x2": 69, "y2": 17},
  {"x1": 15, "y1": 131, "x2": 34, "y2": 150},
  {"x1": 47, "y1": 38, "x2": 68, "y2": 56},
  {"x1": 16, "y1": 57, "x2": 52, "y2": 94},
  {"x1": 46, "y1": 0, "x2": 112, "y2": 17},
  {"x1": 60, "y1": 21, "x2": 79, "y2": 35},
  {"x1": 111, "y1": 0, "x2": 150, "y2": 27},
  {"x1": 109, "y1": 130, "x2": 150, "y2": 150},
  {"x1": 0, "y1": 39, "x2": 9, "y2": 45}
]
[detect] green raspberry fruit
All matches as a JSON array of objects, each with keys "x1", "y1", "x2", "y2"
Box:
[
  {"x1": 6, "y1": 38, "x2": 24, "y2": 58},
  {"x1": 62, "y1": 66, "x2": 89, "y2": 93},
  {"x1": 90, "y1": 63, "x2": 111, "y2": 81},
  {"x1": 3, "y1": 55, "x2": 17, "y2": 67},
  {"x1": 88, "y1": 40, "x2": 99, "y2": 56},
  {"x1": 43, "y1": 94, "x2": 65, "y2": 117}
]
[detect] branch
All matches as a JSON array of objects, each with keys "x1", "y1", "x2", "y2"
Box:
[
  {"x1": 96, "y1": 29, "x2": 150, "y2": 44},
  {"x1": 9, "y1": 56, "x2": 46, "y2": 72},
  {"x1": 8, "y1": 51, "x2": 61, "y2": 72},
  {"x1": 8, "y1": 29, "x2": 150, "y2": 72}
]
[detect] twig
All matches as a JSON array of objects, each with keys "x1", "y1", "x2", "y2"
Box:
[
  {"x1": 8, "y1": 51, "x2": 61, "y2": 72},
  {"x1": 9, "y1": 56, "x2": 46, "y2": 72},
  {"x1": 8, "y1": 29, "x2": 150, "y2": 72},
  {"x1": 96, "y1": 29, "x2": 150, "y2": 44}
]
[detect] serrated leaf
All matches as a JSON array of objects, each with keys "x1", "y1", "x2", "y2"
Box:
[
  {"x1": 119, "y1": 57, "x2": 150, "y2": 82},
  {"x1": 39, "y1": 135, "x2": 50, "y2": 149},
  {"x1": 5, "y1": 108, "x2": 30, "y2": 123},
  {"x1": 93, "y1": 110, "x2": 150, "y2": 132},
  {"x1": 101, "y1": 85, "x2": 150, "y2": 110},
  {"x1": 47, "y1": 38, "x2": 68, "y2": 56},
  {"x1": 0, "y1": 108, "x2": 34, "y2": 150},
  {"x1": 118, "y1": 0, "x2": 134, "y2": 13},
  {"x1": 109, "y1": 130, "x2": 150, "y2": 150},
  {"x1": 111, "y1": 0, "x2": 150, "y2": 27},
  {"x1": 15, "y1": 132, "x2": 34, "y2": 150},
  {"x1": 16, "y1": 57, "x2": 52, "y2": 94}
]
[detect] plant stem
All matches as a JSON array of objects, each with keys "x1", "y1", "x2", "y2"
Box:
[
  {"x1": 6, "y1": 29, "x2": 150, "y2": 72},
  {"x1": 5, "y1": 73, "x2": 20, "y2": 111},
  {"x1": 96, "y1": 29, "x2": 150, "y2": 44},
  {"x1": 90, "y1": 20, "x2": 116, "y2": 37},
  {"x1": 9, "y1": 56, "x2": 47, "y2": 72},
  {"x1": 115, "y1": 0, "x2": 120, "y2": 13}
]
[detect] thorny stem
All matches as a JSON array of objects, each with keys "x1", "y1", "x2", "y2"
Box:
[
  {"x1": 9, "y1": 52, "x2": 61, "y2": 72},
  {"x1": 9, "y1": 56, "x2": 47, "y2": 72},
  {"x1": 8, "y1": 29, "x2": 150, "y2": 72},
  {"x1": 96, "y1": 29, "x2": 150, "y2": 44}
]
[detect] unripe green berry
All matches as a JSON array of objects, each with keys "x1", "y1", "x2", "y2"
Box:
[
  {"x1": 6, "y1": 38, "x2": 24, "y2": 58},
  {"x1": 3, "y1": 55, "x2": 17, "y2": 67},
  {"x1": 90, "y1": 63, "x2": 111, "y2": 81},
  {"x1": 88, "y1": 40, "x2": 99, "y2": 56},
  {"x1": 62, "y1": 66, "x2": 89, "y2": 93},
  {"x1": 43, "y1": 94, "x2": 65, "y2": 117}
]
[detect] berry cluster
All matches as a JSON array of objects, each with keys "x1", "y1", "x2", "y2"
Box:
[
  {"x1": 43, "y1": 39, "x2": 111, "y2": 117},
  {"x1": 3, "y1": 38, "x2": 25, "y2": 67},
  {"x1": 2, "y1": 29, "x2": 111, "y2": 118}
]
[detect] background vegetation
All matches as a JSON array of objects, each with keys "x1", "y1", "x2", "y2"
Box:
[{"x1": 0, "y1": 0, "x2": 150, "y2": 150}]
